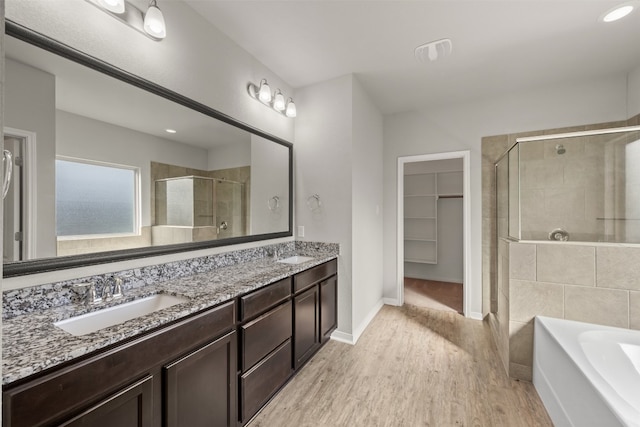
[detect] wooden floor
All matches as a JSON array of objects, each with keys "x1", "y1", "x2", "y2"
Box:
[
  {"x1": 249, "y1": 304, "x2": 552, "y2": 427},
  {"x1": 404, "y1": 278, "x2": 463, "y2": 314}
]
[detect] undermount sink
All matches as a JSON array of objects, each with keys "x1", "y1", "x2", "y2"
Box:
[
  {"x1": 277, "y1": 256, "x2": 314, "y2": 265},
  {"x1": 55, "y1": 294, "x2": 189, "y2": 336}
]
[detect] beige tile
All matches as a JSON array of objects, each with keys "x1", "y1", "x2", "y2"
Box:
[
  {"x1": 564, "y1": 285, "x2": 629, "y2": 327},
  {"x1": 596, "y1": 246, "x2": 640, "y2": 291},
  {"x1": 544, "y1": 187, "x2": 585, "y2": 220},
  {"x1": 537, "y1": 244, "x2": 595, "y2": 286},
  {"x1": 630, "y1": 292, "x2": 640, "y2": 331},
  {"x1": 510, "y1": 280, "x2": 563, "y2": 323},
  {"x1": 509, "y1": 243, "x2": 536, "y2": 280},
  {"x1": 509, "y1": 320, "x2": 534, "y2": 367},
  {"x1": 481, "y1": 134, "x2": 510, "y2": 162}
]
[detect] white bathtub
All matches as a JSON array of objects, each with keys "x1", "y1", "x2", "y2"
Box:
[{"x1": 533, "y1": 316, "x2": 640, "y2": 427}]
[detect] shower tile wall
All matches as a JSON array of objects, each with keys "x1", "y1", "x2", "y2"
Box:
[
  {"x1": 507, "y1": 241, "x2": 640, "y2": 380},
  {"x1": 482, "y1": 113, "x2": 640, "y2": 381}
]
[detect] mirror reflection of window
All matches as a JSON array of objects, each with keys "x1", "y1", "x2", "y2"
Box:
[{"x1": 55, "y1": 158, "x2": 139, "y2": 237}]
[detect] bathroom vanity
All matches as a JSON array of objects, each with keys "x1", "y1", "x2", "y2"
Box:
[{"x1": 2, "y1": 252, "x2": 338, "y2": 427}]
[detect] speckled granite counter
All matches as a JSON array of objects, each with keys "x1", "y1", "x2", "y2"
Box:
[{"x1": 2, "y1": 242, "x2": 338, "y2": 385}]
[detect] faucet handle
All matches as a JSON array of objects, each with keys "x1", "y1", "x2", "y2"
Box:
[
  {"x1": 72, "y1": 282, "x2": 102, "y2": 305},
  {"x1": 101, "y1": 282, "x2": 113, "y2": 300},
  {"x1": 113, "y1": 277, "x2": 124, "y2": 299}
]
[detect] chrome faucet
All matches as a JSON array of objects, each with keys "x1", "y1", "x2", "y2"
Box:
[
  {"x1": 73, "y1": 282, "x2": 102, "y2": 306},
  {"x1": 101, "y1": 277, "x2": 125, "y2": 302}
]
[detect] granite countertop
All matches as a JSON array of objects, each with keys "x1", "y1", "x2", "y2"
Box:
[{"x1": 2, "y1": 250, "x2": 337, "y2": 385}]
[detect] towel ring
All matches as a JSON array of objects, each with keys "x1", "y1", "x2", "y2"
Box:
[
  {"x1": 268, "y1": 196, "x2": 280, "y2": 211},
  {"x1": 306, "y1": 194, "x2": 322, "y2": 211}
]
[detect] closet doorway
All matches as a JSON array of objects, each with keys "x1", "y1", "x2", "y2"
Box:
[{"x1": 397, "y1": 151, "x2": 471, "y2": 317}]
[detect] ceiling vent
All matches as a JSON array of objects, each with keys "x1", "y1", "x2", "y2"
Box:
[{"x1": 415, "y1": 38, "x2": 453, "y2": 63}]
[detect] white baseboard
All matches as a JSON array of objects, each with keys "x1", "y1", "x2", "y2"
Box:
[
  {"x1": 383, "y1": 297, "x2": 400, "y2": 306},
  {"x1": 351, "y1": 299, "x2": 384, "y2": 345},
  {"x1": 330, "y1": 299, "x2": 385, "y2": 346},
  {"x1": 470, "y1": 311, "x2": 483, "y2": 320},
  {"x1": 330, "y1": 330, "x2": 354, "y2": 344}
]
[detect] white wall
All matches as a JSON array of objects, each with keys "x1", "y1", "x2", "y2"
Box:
[
  {"x1": 250, "y1": 135, "x2": 289, "y2": 234},
  {"x1": 5, "y1": 0, "x2": 294, "y2": 143},
  {"x1": 57, "y1": 110, "x2": 209, "y2": 228},
  {"x1": 383, "y1": 73, "x2": 630, "y2": 318},
  {"x1": 629, "y1": 64, "x2": 640, "y2": 118},
  {"x1": 207, "y1": 141, "x2": 251, "y2": 171},
  {"x1": 351, "y1": 77, "x2": 384, "y2": 338},
  {"x1": 294, "y1": 75, "x2": 354, "y2": 336},
  {"x1": 4, "y1": 59, "x2": 56, "y2": 258}
]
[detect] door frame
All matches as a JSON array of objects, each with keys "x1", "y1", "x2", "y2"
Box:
[
  {"x1": 397, "y1": 150, "x2": 471, "y2": 317},
  {"x1": 4, "y1": 127, "x2": 38, "y2": 260}
]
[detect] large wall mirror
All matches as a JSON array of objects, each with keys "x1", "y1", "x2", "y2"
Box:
[{"x1": 2, "y1": 22, "x2": 292, "y2": 277}]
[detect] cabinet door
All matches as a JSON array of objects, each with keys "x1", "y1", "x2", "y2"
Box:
[
  {"x1": 320, "y1": 275, "x2": 337, "y2": 342},
  {"x1": 294, "y1": 285, "x2": 320, "y2": 369},
  {"x1": 60, "y1": 376, "x2": 153, "y2": 427},
  {"x1": 164, "y1": 331, "x2": 237, "y2": 427}
]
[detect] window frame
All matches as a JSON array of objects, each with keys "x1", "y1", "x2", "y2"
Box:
[{"x1": 55, "y1": 156, "x2": 142, "y2": 240}]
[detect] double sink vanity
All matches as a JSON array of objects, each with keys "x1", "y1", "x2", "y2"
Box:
[{"x1": 2, "y1": 242, "x2": 339, "y2": 426}]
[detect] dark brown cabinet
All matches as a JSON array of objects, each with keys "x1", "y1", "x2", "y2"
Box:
[
  {"x1": 238, "y1": 279, "x2": 293, "y2": 424},
  {"x1": 59, "y1": 376, "x2": 154, "y2": 427},
  {"x1": 292, "y1": 259, "x2": 338, "y2": 369},
  {"x1": 320, "y1": 275, "x2": 338, "y2": 343},
  {"x1": 164, "y1": 331, "x2": 237, "y2": 427},
  {"x1": 294, "y1": 285, "x2": 320, "y2": 368},
  {"x1": 3, "y1": 259, "x2": 338, "y2": 427},
  {"x1": 2, "y1": 301, "x2": 236, "y2": 427}
]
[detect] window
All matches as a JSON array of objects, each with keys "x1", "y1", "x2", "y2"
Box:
[{"x1": 56, "y1": 158, "x2": 139, "y2": 237}]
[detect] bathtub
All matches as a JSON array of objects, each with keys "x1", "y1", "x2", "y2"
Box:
[{"x1": 533, "y1": 316, "x2": 640, "y2": 427}]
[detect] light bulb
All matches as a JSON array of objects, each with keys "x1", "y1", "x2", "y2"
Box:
[
  {"x1": 428, "y1": 44, "x2": 438, "y2": 61},
  {"x1": 273, "y1": 90, "x2": 285, "y2": 111},
  {"x1": 99, "y1": 0, "x2": 125, "y2": 14},
  {"x1": 285, "y1": 99, "x2": 297, "y2": 118},
  {"x1": 144, "y1": 1, "x2": 166, "y2": 39},
  {"x1": 603, "y1": 5, "x2": 634, "y2": 22},
  {"x1": 258, "y1": 79, "x2": 272, "y2": 103}
]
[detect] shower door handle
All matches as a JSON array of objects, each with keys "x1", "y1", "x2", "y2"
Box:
[{"x1": 2, "y1": 149, "x2": 13, "y2": 200}]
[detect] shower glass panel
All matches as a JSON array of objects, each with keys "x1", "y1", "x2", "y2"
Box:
[{"x1": 498, "y1": 126, "x2": 640, "y2": 243}]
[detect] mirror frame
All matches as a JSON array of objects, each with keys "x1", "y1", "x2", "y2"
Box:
[{"x1": 3, "y1": 21, "x2": 294, "y2": 278}]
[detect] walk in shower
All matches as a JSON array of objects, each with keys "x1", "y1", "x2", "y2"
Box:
[
  {"x1": 153, "y1": 175, "x2": 246, "y2": 244},
  {"x1": 496, "y1": 125, "x2": 640, "y2": 244}
]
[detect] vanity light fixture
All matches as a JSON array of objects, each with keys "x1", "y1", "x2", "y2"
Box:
[
  {"x1": 86, "y1": 0, "x2": 167, "y2": 41},
  {"x1": 247, "y1": 79, "x2": 297, "y2": 118},
  {"x1": 143, "y1": 0, "x2": 167, "y2": 39},
  {"x1": 273, "y1": 90, "x2": 286, "y2": 112},
  {"x1": 165, "y1": 128, "x2": 177, "y2": 134},
  {"x1": 601, "y1": 2, "x2": 636, "y2": 22},
  {"x1": 285, "y1": 99, "x2": 297, "y2": 118},
  {"x1": 98, "y1": 0, "x2": 125, "y2": 14}
]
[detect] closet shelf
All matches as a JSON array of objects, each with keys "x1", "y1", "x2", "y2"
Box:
[{"x1": 404, "y1": 258, "x2": 437, "y2": 265}]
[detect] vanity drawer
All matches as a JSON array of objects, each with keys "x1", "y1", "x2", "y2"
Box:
[
  {"x1": 241, "y1": 301, "x2": 292, "y2": 371},
  {"x1": 240, "y1": 339, "x2": 293, "y2": 423},
  {"x1": 293, "y1": 259, "x2": 337, "y2": 293},
  {"x1": 240, "y1": 278, "x2": 291, "y2": 321}
]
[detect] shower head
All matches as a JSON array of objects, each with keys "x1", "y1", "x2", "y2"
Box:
[{"x1": 555, "y1": 144, "x2": 566, "y2": 155}]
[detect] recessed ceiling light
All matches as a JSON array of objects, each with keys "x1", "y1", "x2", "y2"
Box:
[
  {"x1": 165, "y1": 129, "x2": 177, "y2": 134},
  {"x1": 601, "y1": 3, "x2": 635, "y2": 22}
]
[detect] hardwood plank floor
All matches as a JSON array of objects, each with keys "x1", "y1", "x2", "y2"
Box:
[
  {"x1": 249, "y1": 304, "x2": 552, "y2": 427},
  {"x1": 404, "y1": 278, "x2": 463, "y2": 314}
]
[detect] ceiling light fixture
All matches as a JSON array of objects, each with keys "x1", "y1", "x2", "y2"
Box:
[
  {"x1": 86, "y1": 0, "x2": 167, "y2": 41},
  {"x1": 247, "y1": 79, "x2": 297, "y2": 118},
  {"x1": 601, "y1": 2, "x2": 635, "y2": 22},
  {"x1": 415, "y1": 38, "x2": 453, "y2": 63},
  {"x1": 165, "y1": 129, "x2": 177, "y2": 134}
]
